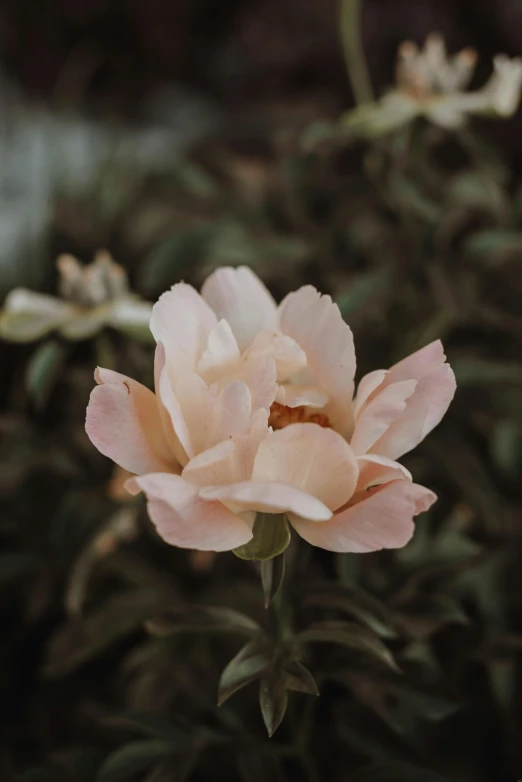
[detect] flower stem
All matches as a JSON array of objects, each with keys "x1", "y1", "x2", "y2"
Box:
[{"x1": 340, "y1": 0, "x2": 374, "y2": 106}]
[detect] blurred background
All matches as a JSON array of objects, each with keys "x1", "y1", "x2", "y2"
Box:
[{"x1": 2, "y1": 1, "x2": 522, "y2": 780}]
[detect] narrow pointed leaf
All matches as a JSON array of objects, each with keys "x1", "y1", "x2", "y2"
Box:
[
  {"x1": 218, "y1": 641, "x2": 270, "y2": 706},
  {"x1": 296, "y1": 620, "x2": 400, "y2": 672},
  {"x1": 96, "y1": 740, "x2": 174, "y2": 782},
  {"x1": 259, "y1": 670, "x2": 288, "y2": 737},
  {"x1": 260, "y1": 554, "x2": 285, "y2": 608},
  {"x1": 281, "y1": 660, "x2": 319, "y2": 696},
  {"x1": 146, "y1": 606, "x2": 262, "y2": 638}
]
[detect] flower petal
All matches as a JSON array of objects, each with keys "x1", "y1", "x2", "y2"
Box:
[
  {"x1": 201, "y1": 266, "x2": 278, "y2": 350},
  {"x1": 196, "y1": 319, "x2": 241, "y2": 384},
  {"x1": 350, "y1": 379, "x2": 417, "y2": 455},
  {"x1": 278, "y1": 286, "x2": 356, "y2": 436},
  {"x1": 199, "y1": 481, "x2": 332, "y2": 521},
  {"x1": 356, "y1": 454, "x2": 412, "y2": 491},
  {"x1": 248, "y1": 330, "x2": 307, "y2": 382},
  {"x1": 253, "y1": 423, "x2": 359, "y2": 512},
  {"x1": 353, "y1": 369, "x2": 388, "y2": 417},
  {"x1": 373, "y1": 364, "x2": 456, "y2": 460},
  {"x1": 0, "y1": 289, "x2": 73, "y2": 342},
  {"x1": 86, "y1": 368, "x2": 176, "y2": 475},
  {"x1": 128, "y1": 473, "x2": 253, "y2": 551},
  {"x1": 149, "y1": 283, "x2": 217, "y2": 378},
  {"x1": 291, "y1": 481, "x2": 436, "y2": 553},
  {"x1": 275, "y1": 385, "x2": 329, "y2": 408},
  {"x1": 386, "y1": 340, "x2": 447, "y2": 384},
  {"x1": 173, "y1": 374, "x2": 255, "y2": 456}
]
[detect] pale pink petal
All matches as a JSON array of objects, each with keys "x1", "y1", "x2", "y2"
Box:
[
  {"x1": 149, "y1": 284, "x2": 217, "y2": 377},
  {"x1": 386, "y1": 340, "x2": 447, "y2": 384},
  {"x1": 201, "y1": 266, "x2": 278, "y2": 350},
  {"x1": 278, "y1": 286, "x2": 356, "y2": 436},
  {"x1": 290, "y1": 481, "x2": 436, "y2": 553},
  {"x1": 86, "y1": 368, "x2": 176, "y2": 475},
  {"x1": 373, "y1": 364, "x2": 456, "y2": 460},
  {"x1": 199, "y1": 482, "x2": 332, "y2": 521},
  {"x1": 275, "y1": 385, "x2": 329, "y2": 408},
  {"x1": 248, "y1": 330, "x2": 307, "y2": 382},
  {"x1": 127, "y1": 473, "x2": 253, "y2": 551},
  {"x1": 183, "y1": 410, "x2": 268, "y2": 488},
  {"x1": 356, "y1": 454, "x2": 412, "y2": 491},
  {"x1": 174, "y1": 374, "x2": 254, "y2": 456},
  {"x1": 158, "y1": 367, "x2": 193, "y2": 464},
  {"x1": 252, "y1": 423, "x2": 358, "y2": 512},
  {"x1": 196, "y1": 319, "x2": 241, "y2": 384},
  {"x1": 350, "y1": 379, "x2": 417, "y2": 455},
  {"x1": 217, "y1": 352, "x2": 277, "y2": 411},
  {"x1": 353, "y1": 369, "x2": 388, "y2": 417}
]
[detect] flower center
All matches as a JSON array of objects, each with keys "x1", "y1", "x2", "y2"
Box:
[{"x1": 268, "y1": 402, "x2": 331, "y2": 431}]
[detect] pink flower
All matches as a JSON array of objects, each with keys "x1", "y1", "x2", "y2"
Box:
[{"x1": 86, "y1": 267, "x2": 456, "y2": 555}]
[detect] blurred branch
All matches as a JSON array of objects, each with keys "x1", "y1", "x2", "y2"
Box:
[{"x1": 340, "y1": 0, "x2": 374, "y2": 106}]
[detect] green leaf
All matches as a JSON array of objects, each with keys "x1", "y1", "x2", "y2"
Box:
[
  {"x1": 259, "y1": 670, "x2": 288, "y2": 737},
  {"x1": 44, "y1": 591, "x2": 161, "y2": 677},
  {"x1": 260, "y1": 554, "x2": 285, "y2": 608},
  {"x1": 25, "y1": 339, "x2": 68, "y2": 409},
  {"x1": 281, "y1": 660, "x2": 319, "y2": 696},
  {"x1": 233, "y1": 514, "x2": 291, "y2": 561},
  {"x1": 96, "y1": 740, "x2": 174, "y2": 782},
  {"x1": 303, "y1": 584, "x2": 397, "y2": 638},
  {"x1": 297, "y1": 620, "x2": 399, "y2": 672},
  {"x1": 102, "y1": 711, "x2": 189, "y2": 742},
  {"x1": 218, "y1": 640, "x2": 270, "y2": 706},
  {"x1": 146, "y1": 605, "x2": 262, "y2": 639},
  {"x1": 139, "y1": 227, "x2": 215, "y2": 294}
]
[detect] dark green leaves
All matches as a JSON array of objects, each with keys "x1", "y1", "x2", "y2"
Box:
[
  {"x1": 218, "y1": 641, "x2": 271, "y2": 706},
  {"x1": 25, "y1": 339, "x2": 68, "y2": 409},
  {"x1": 96, "y1": 740, "x2": 176, "y2": 782},
  {"x1": 233, "y1": 514, "x2": 291, "y2": 561},
  {"x1": 259, "y1": 669, "x2": 289, "y2": 738},
  {"x1": 146, "y1": 605, "x2": 262, "y2": 638},
  {"x1": 297, "y1": 620, "x2": 399, "y2": 672}
]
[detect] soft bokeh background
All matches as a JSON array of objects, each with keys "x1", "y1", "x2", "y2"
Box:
[{"x1": 2, "y1": 2, "x2": 522, "y2": 780}]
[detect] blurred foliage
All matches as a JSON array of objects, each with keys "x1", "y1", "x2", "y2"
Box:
[{"x1": 2, "y1": 6, "x2": 522, "y2": 781}]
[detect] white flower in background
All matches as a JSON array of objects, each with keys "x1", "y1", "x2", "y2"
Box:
[
  {"x1": 0, "y1": 251, "x2": 152, "y2": 342},
  {"x1": 343, "y1": 33, "x2": 522, "y2": 136}
]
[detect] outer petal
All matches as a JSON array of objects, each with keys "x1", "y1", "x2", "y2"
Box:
[
  {"x1": 0, "y1": 289, "x2": 73, "y2": 342},
  {"x1": 86, "y1": 368, "x2": 176, "y2": 475},
  {"x1": 199, "y1": 482, "x2": 332, "y2": 521},
  {"x1": 356, "y1": 454, "x2": 412, "y2": 491},
  {"x1": 252, "y1": 423, "x2": 359, "y2": 512},
  {"x1": 373, "y1": 364, "x2": 456, "y2": 460},
  {"x1": 350, "y1": 379, "x2": 417, "y2": 455},
  {"x1": 278, "y1": 286, "x2": 356, "y2": 436},
  {"x1": 149, "y1": 283, "x2": 217, "y2": 377},
  {"x1": 127, "y1": 473, "x2": 253, "y2": 551},
  {"x1": 201, "y1": 266, "x2": 278, "y2": 350},
  {"x1": 353, "y1": 369, "x2": 388, "y2": 417},
  {"x1": 291, "y1": 481, "x2": 436, "y2": 553},
  {"x1": 386, "y1": 340, "x2": 447, "y2": 385}
]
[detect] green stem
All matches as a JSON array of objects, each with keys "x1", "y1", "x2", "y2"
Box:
[{"x1": 340, "y1": 0, "x2": 374, "y2": 106}]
